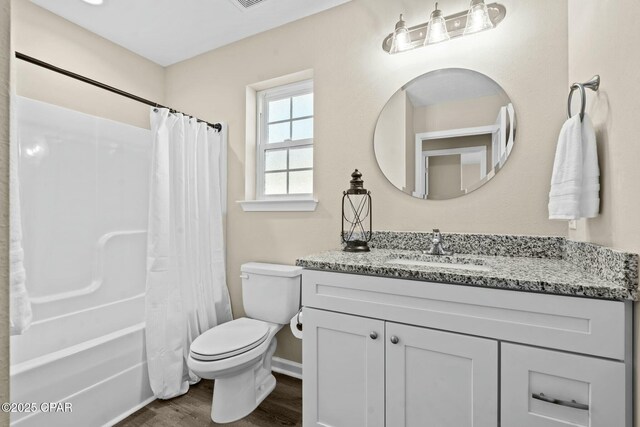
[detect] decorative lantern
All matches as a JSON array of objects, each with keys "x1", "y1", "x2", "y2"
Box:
[{"x1": 342, "y1": 169, "x2": 372, "y2": 252}]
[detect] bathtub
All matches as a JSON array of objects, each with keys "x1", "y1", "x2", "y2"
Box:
[{"x1": 11, "y1": 97, "x2": 154, "y2": 426}]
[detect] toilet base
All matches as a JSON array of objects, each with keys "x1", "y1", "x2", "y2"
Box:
[{"x1": 210, "y1": 337, "x2": 278, "y2": 423}]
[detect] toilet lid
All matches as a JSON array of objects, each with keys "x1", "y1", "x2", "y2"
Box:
[{"x1": 190, "y1": 318, "x2": 270, "y2": 361}]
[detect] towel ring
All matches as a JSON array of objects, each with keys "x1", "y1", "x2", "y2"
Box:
[
  {"x1": 567, "y1": 83, "x2": 586, "y2": 121},
  {"x1": 567, "y1": 75, "x2": 601, "y2": 122}
]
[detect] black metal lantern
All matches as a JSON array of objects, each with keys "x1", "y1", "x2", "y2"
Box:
[{"x1": 342, "y1": 169, "x2": 372, "y2": 252}]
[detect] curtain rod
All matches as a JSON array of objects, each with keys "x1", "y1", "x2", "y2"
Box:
[{"x1": 14, "y1": 51, "x2": 222, "y2": 132}]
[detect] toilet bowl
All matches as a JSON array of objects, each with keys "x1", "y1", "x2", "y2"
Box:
[{"x1": 187, "y1": 262, "x2": 302, "y2": 423}]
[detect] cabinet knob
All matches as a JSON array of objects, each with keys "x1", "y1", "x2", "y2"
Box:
[
  {"x1": 369, "y1": 332, "x2": 378, "y2": 340},
  {"x1": 390, "y1": 336, "x2": 399, "y2": 344}
]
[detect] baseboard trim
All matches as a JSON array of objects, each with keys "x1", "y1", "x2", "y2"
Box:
[{"x1": 271, "y1": 357, "x2": 303, "y2": 380}]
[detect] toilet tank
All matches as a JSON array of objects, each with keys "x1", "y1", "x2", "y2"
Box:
[{"x1": 241, "y1": 263, "x2": 302, "y2": 325}]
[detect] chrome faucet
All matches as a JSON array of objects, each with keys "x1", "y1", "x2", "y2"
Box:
[{"x1": 424, "y1": 229, "x2": 454, "y2": 256}]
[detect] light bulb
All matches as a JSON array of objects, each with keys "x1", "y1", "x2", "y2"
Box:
[
  {"x1": 464, "y1": 0, "x2": 494, "y2": 35},
  {"x1": 390, "y1": 14, "x2": 412, "y2": 54},
  {"x1": 425, "y1": 3, "x2": 450, "y2": 45}
]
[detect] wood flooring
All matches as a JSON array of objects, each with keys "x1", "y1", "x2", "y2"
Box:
[{"x1": 115, "y1": 373, "x2": 302, "y2": 427}]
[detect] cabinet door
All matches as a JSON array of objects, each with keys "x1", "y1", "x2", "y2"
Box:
[
  {"x1": 386, "y1": 323, "x2": 498, "y2": 427},
  {"x1": 303, "y1": 308, "x2": 385, "y2": 427},
  {"x1": 502, "y1": 343, "x2": 628, "y2": 427}
]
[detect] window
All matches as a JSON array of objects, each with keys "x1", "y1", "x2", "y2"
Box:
[{"x1": 257, "y1": 80, "x2": 313, "y2": 200}]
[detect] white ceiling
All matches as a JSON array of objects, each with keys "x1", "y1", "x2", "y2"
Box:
[
  {"x1": 31, "y1": 0, "x2": 351, "y2": 66},
  {"x1": 405, "y1": 69, "x2": 505, "y2": 107}
]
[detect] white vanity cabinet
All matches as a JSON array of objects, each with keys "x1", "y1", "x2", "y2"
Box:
[
  {"x1": 303, "y1": 309, "x2": 385, "y2": 427},
  {"x1": 302, "y1": 270, "x2": 632, "y2": 427},
  {"x1": 501, "y1": 343, "x2": 627, "y2": 426},
  {"x1": 303, "y1": 309, "x2": 498, "y2": 427},
  {"x1": 385, "y1": 323, "x2": 498, "y2": 426}
]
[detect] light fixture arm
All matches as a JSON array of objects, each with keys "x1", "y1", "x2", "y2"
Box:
[{"x1": 382, "y1": 2, "x2": 506, "y2": 53}]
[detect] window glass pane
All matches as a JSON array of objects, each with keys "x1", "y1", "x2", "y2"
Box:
[
  {"x1": 268, "y1": 98, "x2": 290, "y2": 122},
  {"x1": 289, "y1": 170, "x2": 313, "y2": 194},
  {"x1": 292, "y1": 93, "x2": 313, "y2": 118},
  {"x1": 265, "y1": 172, "x2": 287, "y2": 195},
  {"x1": 268, "y1": 122, "x2": 290, "y2": 143},
  {"x1": 265, "y1": 149, "x2": 287, "y2": 171},
  {"x1": 292, "y1": 118, "x2": 313, "y2": 141},
  {"x1": 289, "y1": 146, "x2": 313, "y2": 169}
]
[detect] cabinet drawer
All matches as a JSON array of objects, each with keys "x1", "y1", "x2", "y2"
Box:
[
  {"x1": 302, "y1": 270, "x2": 631, "y2": 360},
  {"x1": 501, "y1": 343, "x2": 629, "y2": 427}
]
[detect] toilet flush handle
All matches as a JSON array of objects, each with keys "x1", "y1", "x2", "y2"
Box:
[{"x1": 240, "y1": 273, "x2": 249, "y2": 279}]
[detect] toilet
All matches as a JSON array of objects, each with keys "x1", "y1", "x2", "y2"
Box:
[{"x1": 187, "y1": 262, "x2": 302, "y2": 423}]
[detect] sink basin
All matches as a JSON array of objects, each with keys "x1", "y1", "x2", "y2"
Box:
[{"x1": 385, "y1": 258, "x2": 492, "y2": 272}]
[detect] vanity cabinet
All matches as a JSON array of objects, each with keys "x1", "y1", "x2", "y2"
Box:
[
  {"x1": 303, "y1": 309, "x2": 498, "y2": 427},
  {"x1": 302, "y1": 270, "x2": 632, "y2": 427},
  {"x1": 385, "y1": 323, "x2": 497, "y2": 426},
  {"x1": 303, "y1": 309, "x2": 385, "y2": 427},
  {"x1": 501, "y1": 343, "x2": 626, "y2": 426}
]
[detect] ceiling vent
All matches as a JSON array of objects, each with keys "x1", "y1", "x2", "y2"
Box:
[{"x1": 231, "y1": 0, "x2": 268, "y2": 10}]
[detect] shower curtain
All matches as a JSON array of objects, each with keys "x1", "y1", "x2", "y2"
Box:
[
  {"x1": 10, "y1": 93, "x2": 32, "y2": 335},
  {"x1": 145, "y1": 108, "x2": 232, "y2": 399}
]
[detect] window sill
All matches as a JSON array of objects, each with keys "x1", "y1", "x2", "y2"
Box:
[{"x1": 238, "y1": 199, "x2": 318, "y2": 212}]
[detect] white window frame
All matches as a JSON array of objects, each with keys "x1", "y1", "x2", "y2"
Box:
[{"x1": 256, "y1": 79, "x2": 314, "y2": 201}]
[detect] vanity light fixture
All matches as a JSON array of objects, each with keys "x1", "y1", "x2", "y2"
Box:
[
  {"x1": 382, "y1": 1, "x2": 506, "y2": 54},
  {"x1": 425, "y1": 3, "x2": 450, "y2": 45},
  {"x1": 464, "y1": 0, "x2": 495, "y2": 35},
  {"x1": 389, "y1": 14, "x2": 412, "y2": 54}
]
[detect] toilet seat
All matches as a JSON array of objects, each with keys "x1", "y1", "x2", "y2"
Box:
[{"x1": 190, "y1": 318, "x2": 270, "y2": 361}]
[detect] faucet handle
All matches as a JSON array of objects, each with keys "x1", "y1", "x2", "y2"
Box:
[{"x1": 425, "y1": 229, "x2": 453, "y2": 256}]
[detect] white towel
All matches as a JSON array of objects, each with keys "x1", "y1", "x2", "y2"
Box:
[
  {"x1": 579, "y1": 115, "x2": 600, "y2": 218},
  {"x1": 548, "y1": 114, "x2": 600, "y2": 220},
  {"x1": 10, "y1": 94, "x2": 32, "y2": 335}
]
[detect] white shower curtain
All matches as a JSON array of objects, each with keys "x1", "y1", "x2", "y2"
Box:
[
  {"x1": 10, "y1": 93, "x2": 33, "y2": 335},
  {"x1": 145, "y1": 108, "x2": 232, "y2": 399}
]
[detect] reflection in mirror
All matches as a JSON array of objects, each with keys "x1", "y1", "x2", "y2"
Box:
[{"x1": 374, "y1": 69, "x2": 515, "y2": 200}]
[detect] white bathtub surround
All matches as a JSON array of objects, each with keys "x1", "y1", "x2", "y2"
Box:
[
  {"x1": 146, "y1": 108, "x2": 232, "y2": 399},
  {"x1": 549, "y1": 114, "x2": 600, "y2": 220},
  {"x1": 11, "y1": 97, "x2": 153, "y2": 426},
  {"x1": 9, "y1": 93, "x2": 31, "y2": 335}
]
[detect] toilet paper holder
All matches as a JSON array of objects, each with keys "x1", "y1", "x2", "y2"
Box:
[{"x1": 295, "y1": 309, "x2": 303, "y2": 331}]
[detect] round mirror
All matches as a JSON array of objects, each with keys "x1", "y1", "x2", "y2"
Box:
[{"x1": 374, "y1": 69, "x2": 516, "y2": 200}]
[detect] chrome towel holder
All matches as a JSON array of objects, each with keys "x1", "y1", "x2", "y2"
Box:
[{"x1": 567, "y1": 75, "x2": 600, "y2": 121}]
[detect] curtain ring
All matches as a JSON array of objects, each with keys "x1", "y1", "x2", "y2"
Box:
[{"x1": 567, "y1": 83, "x2": 586, "y2": 121}]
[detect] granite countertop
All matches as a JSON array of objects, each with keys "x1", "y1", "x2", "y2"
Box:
[{"x1": 295, "y1": 232, "x2": 639, "y2": 301}]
